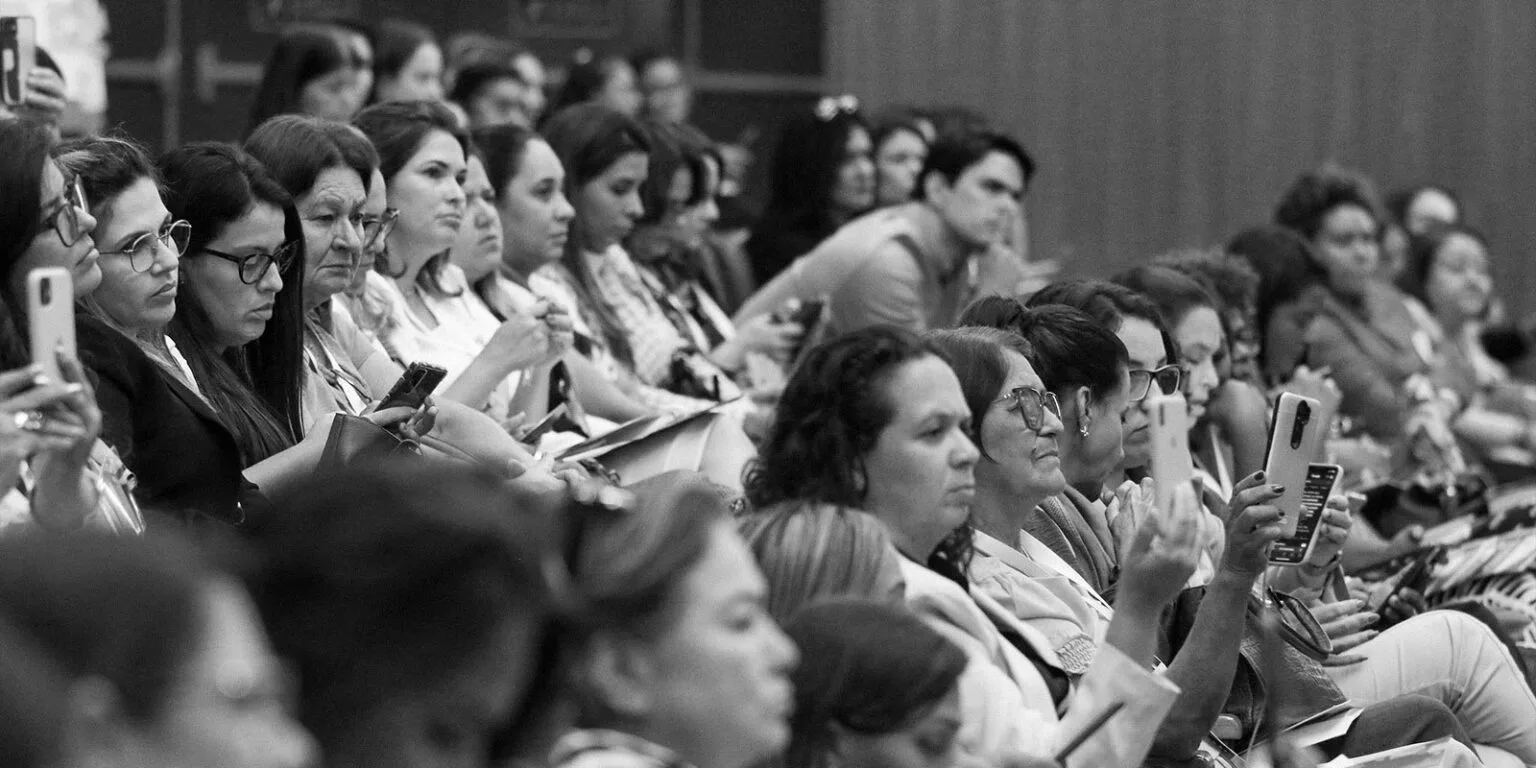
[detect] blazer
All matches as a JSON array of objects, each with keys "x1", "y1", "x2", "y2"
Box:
[
  {"x1": 901, "y1": 557, "x2": 1179, "y2": 768},
  {"x1": 78, "y1": 316, "x2": 247, "y2": 527}
]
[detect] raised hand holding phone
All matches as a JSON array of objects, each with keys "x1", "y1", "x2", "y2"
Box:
[
  {"x1": 1263, "y1": 392, "x2": 1324, "y2": 537},
  {"x1": 1145, "y1": 392, "x2": 1194, "y2": 520}
]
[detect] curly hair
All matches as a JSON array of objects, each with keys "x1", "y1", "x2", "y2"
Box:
[
  {"x1": 744, "y1": 326, "x2": 947, "y2": 511},
  {"x1": 1153, "y1": 247, "x2": 1259, "y2": 321},
  {"x1": 1273, "y1": 166, "x2": 1382, "y2": 241},
  {"x1": 1027, "y1": 278, "x2": 1177, "y2": 364}
]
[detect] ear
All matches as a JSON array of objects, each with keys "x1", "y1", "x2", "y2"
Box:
[
  {"x1": 1075, "y1": 386, "x2": 1094, "y2": 427},
  {"x1": 59, "y1": 676, "x2": 135, "y2": 763},
  {"x1": 582, "y1": 631, "x2": 658, "y2": 720},
  {"x1": 921, "y1": 168, "x2": 950, "y2": 205}
]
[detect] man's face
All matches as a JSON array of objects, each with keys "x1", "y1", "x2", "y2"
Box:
[{"x1": 927, "y1": 151, "x2": 1024, "y2": 248}]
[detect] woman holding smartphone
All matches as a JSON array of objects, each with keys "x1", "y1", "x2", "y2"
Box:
[{"x1": 0, "y1": 118, "x2": 130, "y2": 534}]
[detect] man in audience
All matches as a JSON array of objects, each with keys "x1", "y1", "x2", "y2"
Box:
[{"x1": 733, "y1": 129, "x2": 1034, "y2": 335}]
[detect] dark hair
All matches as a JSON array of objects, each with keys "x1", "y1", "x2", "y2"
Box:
[
  {"x1": 1226, "y1": 226, "x2": 1329, "y2": 371},
  {"x1": 960, "y1": 297, "x2": 1128, "y2": 401},
  {"x1": 0, "y1": 533, "x2": 210, "y2": 723},
  {"x1": 1111, "y1": 264, "x2": 1218, "y2": 336},
  {"x1": 448, "y1": 61, "x2": 524, "y2": 109},
  {"x1": 753, "y1": 107, "x2": 870, "y2": 242},
  {"x1": 1386, "y1": 184, "x2": 1462, "y2": 231},
  {"x1": 244, "y1": 459, "x2": 559, "y2": 758},
  {"x1": 738, "y1": 501, "x2": 898, "y2": 626},
  {"x1": 633, "y1": 119, "x2": 701, "y2": 228},
  {"x1": 1153, "y1": 248, "x2": 1259, "y2": 321},
  {"x1": 746, "y1": 326, "x2": 947, "y2": 510},
  {"x1": 869, "y1": 106, "x2": 930, "y2": 150},
  {"x1": 1399, "y1": 223, "x2": 1490, "y2": 311},
  {"x1": 472, "y1": 122, "x2": 540, "y2": 199},
  {"x1": 248, "y1": 27, "x2": 351, "y2": 134},
  {"x1": 1273, "y1": 167, "x2": 1381, "y2": 241},
  {"x1": 52, "y1": 134, "x2": 161, "y2": 219},
  {"x1": 370, "y1": 18, "x2": 438, "y2": 103},
  {"x1": 549, "y1": 52, "x2": 631, "y2": 115},
  {"x1": 541, "y1": 102, "x2": 652, "y2": 369},
  {"x1": 1027, "y1": 278, "x2": 1177, "y2": 363},
  {"x1": 0, "y1": 120, "x2": 56, "y2": 368},
  {"x1": 784, "y1": 599, "x2": 967, "y2": 768},
  {"x1": 245, "y1": 115, "x2": 364, "y2": 202},
  {"x1": 317, "y1": 120, "x2": 383, "y2": 192},
  {"x1": 629, "y1": 48, "x2": 676, "y2": 81},
  {"x1": 914, "y1": 129, "x2": 1034, "y2": 201},
  {"x1": 444, "y1": 31, "x2": 518, "y2": 79},
  {"x1": 159, "y1": 142, "x2": 306, "y2": 463},
  {"x1": 353, "y1": 99, "x2": 469, "y2": 295}
]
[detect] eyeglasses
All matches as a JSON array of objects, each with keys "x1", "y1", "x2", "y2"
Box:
[
  {"x1": 98, "y1": 219, "x2": 191, "y2": 272},
  {"x1": 200, "y1": 240, "x2": 299, "y2": 285},
  {"x1": 814, "y1": 94, "x2": 859, "y2": 121},
  {"x1": 996, "y1": 386, "x2": 1061, "y2": 432},
  {"x1": 42, "y1": 176, "x2": 91, "y2": 247},
  {"x1": 362, "y1": 208, "x2": 398, "y2": 254},
  {"x1": 1128, "y1": 365, "x2": 1183, "y2": 402}
]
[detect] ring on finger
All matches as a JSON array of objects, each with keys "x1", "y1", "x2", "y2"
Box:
[{"x1": 14, "y1": 410, "x2": 44, "y2": 432}]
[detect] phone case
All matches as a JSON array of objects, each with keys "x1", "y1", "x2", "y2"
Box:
[
  {"x1": 1264, "y1": 392, "x2": 1325, "y2": 537},
  {"x1": 27, "y1": 268, "x2": 75, "y2": 384},
  {"x1": 1, "y1": 17, "x2": 34, "y2": 107},
  {"x1": 1269, "y1": 463, "x2": 1341, "y2": 565},
  {"x1": 1146, "y1": 392, "x2": 1193, "y2": 518},
  {"x1": 378, "y1": 362, "x2": 447, "y2": 411}
]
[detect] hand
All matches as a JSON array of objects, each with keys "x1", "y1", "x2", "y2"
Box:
[
  {"x1": 1300, "y1": 496, "x2": 1352, "y2": 573},
  {"x1": 1220, "y1": 471, "x2": 1286, "y2": 578},
  {"x1": 1311, "y1": 598, "x2": 1380, "y2": 666},
  {"x1": 502, "y1": 411, "x2": 530, "y2": 440},
  {"x1": 0, "y1": 365, "x2": 93, "y2": 490},
  {"x1": 1381, "y1": 587, "x2": 1427, "y2": 626},
  {"x1": 1386, "y1": 525, "x2": 1425, "y2": 559},
  {"x1": 734, "y1": 312, "x2": 804, "y2": 360},
  {"x1": 28, "y1": 351, "x2": 107, "y2": 531},
  {"x1": 486, "y1": 304, "x2": 560, "y2": 371},
  {"x1": 532, "y1": 301, "x2": 574, "y2": 360},
  {"x1": 1118, "y1": 481, "x2": 1204, "y2": 609},
  {"x1": 19, "y1": 68, "x2": 67, "y2": 125},
  {"x1": 1107, "y1": 478, "x2": 1155, "y2": 561}
]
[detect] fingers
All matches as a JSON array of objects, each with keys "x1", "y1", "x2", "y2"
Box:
[
  {"x1": 365, "y1": 406, "x2": 416, "y2": 427},
  {"x1": 1329, "y1": 629, "x2": 1380, "y2": 654},
  {"x1": 3, "y1": 382, "x2": 85, "y2": 413},
  {"x1": 1230, "y1": 481, "x2": 1284, "y2": 513},
  {"x1": 1321, "y1": 610, "x2": 1380, "y2": 639},
  {"x1": 1321, "y1": 652, "x2": 1369, "y2": 668},
  {"x1": 1308, "y1": 598, "x2": 1364, "y2": 624},
  {"x1": 1231, "y1": 470, "x2": 1269, "y2": 495},
  {"x1": 0, "y1": 366, "x2": 44, "y2": 398}
]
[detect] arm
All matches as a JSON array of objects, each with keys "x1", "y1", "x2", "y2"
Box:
[
  {"x1": 837, "y1": 242, "x2": 930, "y2": 332},
  {"x1": 564, "y1": 352, "x2": 654, "y2": 423},
  {"x1": 1305, "y1": 320, "x2": 1406, "y2": 441}
]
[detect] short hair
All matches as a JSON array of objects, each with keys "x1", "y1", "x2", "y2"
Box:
[
  {"x1": 914, "y1": 128, "x2": 1035, "y2": 201},
  {"x1": 1111, "y1": 264, "x2": 1218, "y2": 334},
  {"x1": 52, "y1": 134, "x2": 162, "y2": 220},
  {"x1": 1273, "y1": 166, "x2": 1382, "y2": 241},
  {"x1": 244, "y1": 115, "x2": 368, "y2": 202},
  {"x1": 243, "y1": 459, "x2": 559, "y2": 759},
  {"x1": 1152, "y1": 247, "x2": 1260, "y2": 320},
  {"x1": 248, "y1": 27, "x2": 351, "y2": 134},
  {"x1": 738, "y1": 501, "x2": 899, "y2": 625},
  {"x1": 1399, "y1": 223, "x2": 1490, "y2": 311},
  {"x1": 448, "y1": 61, "x2": 524, "y2": 107},
  {"x1": 1026, "y1": 278, "x2": 1177, "y2": 363},
  {"x1": 924, "y1": 325, "x2": 1030, "y2": 456},
  {"x1": 549, "y1": 52, "x2": 632, "y2": 115},
  {"x1": 629, "y1": 48, "x2": 677, "y2": 82},
  {"x1": 784, "y1": 599, "x2": 967, "y2": 768},
  {"x1": 745, "y1": 326, "x2": 948, "y2": 511},
  {"x1": 960, "y1": 297, "x2": 1129, "y2": 403}
]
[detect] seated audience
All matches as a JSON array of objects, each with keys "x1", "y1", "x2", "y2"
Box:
[
  {"x1": 869, "y1": 108, "x2": 931, "y2": 208},
  {"x1": 1382, "y1": 183, "x2": 1462, "y2": 281},
  {"x1": 248, "y1": 27, "x2": 360, "y2": 133},
  {"x1": 370, "y1": 19, "x2": 444, "y2": 104},
  {"x1": 549, "y1": 50, "x2": 642, "y2": 118}
]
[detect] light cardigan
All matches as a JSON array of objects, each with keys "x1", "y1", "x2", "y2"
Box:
[{"x1": 900, "y1": 557, "x2": 1178, "y2": 768}]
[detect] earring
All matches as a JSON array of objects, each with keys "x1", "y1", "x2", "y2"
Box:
[{"x1": 1079, "y1": 419, "x2": 1090, "y2": 438}]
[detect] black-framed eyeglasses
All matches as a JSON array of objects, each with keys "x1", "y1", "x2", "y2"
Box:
[
  {"x1": 996, "y1": 386, "x2": 1061, "y2": 432},
  {"x1": 99, "y1": 219, "x2": 191, "y2": 272},
  {"x1": 199, "y1": 240, "x2": 299, "y2": 285},
  {"x1": 42, "y1": 176, "x2": 91, "y2": 248},
  {"x1": 1128, "y1": 365, "x2": 1183, "y2": 402},
  {"x1": 362, "y1": 208, "x2": 399, "y2": 253},
  {"x1": 814, "y1": 94, "x2": 859, "y2": 121}
]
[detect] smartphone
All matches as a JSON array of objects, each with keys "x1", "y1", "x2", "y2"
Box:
[
  {"x1": 778, "y1": 299, "x2": 825, "y2": 329},
  {"x1": 27, "y1": 268, "x2": 75, "y2": 384},
  {"x1": 1264, "y1": 392, "x2": 1325, "y2": 537},
  {"x1": 1269, "y1": 463, "x2": 1341, "y2": 565},
  {"x1": 1146, "y1": 392, "x2": 1194, "y2": 518},
  {"x1": 377, "y1": 362, "x2": 447, "y2": 411},
  {"x1": 522, "y1": 403, "x2": 571, "y2": 444},
  {"x1": 1365, "y1": 545, "x2": 1446, "y2": 615},
  {"x1": 1, "y1": 17, "x2": 35, "y2": 107}
]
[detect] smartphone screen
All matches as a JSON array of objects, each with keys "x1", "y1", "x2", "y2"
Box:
[{"x1": 1269, "y1": 463, "x2": 1340, "y2": 565}]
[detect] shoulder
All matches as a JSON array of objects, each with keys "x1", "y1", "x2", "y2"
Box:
[{"x1": 76, "y1": 316, "x2": 148, "y2": 384}]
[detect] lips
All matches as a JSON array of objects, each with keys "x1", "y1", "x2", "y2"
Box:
[
  {"x1": 438, "y1": 212, "x2": 463, "y2": 228},
  {"x1": 78, "y1": 247, "x2": 100, "y2": 267},
  {"x1": 151, "y1": 282, "x2": 177, "y2": 299},
  {"x1": 250, "y1": 303, "x2": 275, "y2": 319}
]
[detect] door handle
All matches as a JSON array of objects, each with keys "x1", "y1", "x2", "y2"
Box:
[{"x1": 193, "y1": 42, "x2": 263, "y2": 104}]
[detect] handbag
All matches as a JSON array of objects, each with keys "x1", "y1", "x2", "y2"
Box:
[{"x1": 319, "y1": 413, "x2": 420, "y2": 472}]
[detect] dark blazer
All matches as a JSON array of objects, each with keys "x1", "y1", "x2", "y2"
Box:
[{"x1": 77, "y1": 315, "x2": 247, "y2": 527}]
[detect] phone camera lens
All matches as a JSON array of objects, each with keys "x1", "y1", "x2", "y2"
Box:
[{"x1": 38, "y1": 279, "x2": 50, "y2": 305}]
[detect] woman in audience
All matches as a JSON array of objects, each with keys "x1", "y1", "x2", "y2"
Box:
[
  {"x1": 352, "y1": 100, "x2": 569, "y2": 422},
  {"x1": 783, "y1": 599, "x2": 969, "y2": 768},
  {"x1": 450, "y1": 61, "x2": 530, "y2": 130},
  {"x1": 0, "y1": 120, "x2": 131, "y2": 534},
  {"x1": 248, "y1": 27, "x2": 359, "y2": 133},
  {"x1": 0, "y1": 533, "x2": 317, "y2": 768},
  {"x1": 746, "y1": 325, "x2": 1184, "y2": 768},
  {"x1": 739, "y1": 501, "x2": 907, "y2": 625},
  {"x1": 447, "y1": 141, "x2": 504, "y2": 291},
  {"x1": 1382, "y1": 183, "x2": 1462, "y2": 281},
  {"x1": 1399, "y1": 224, "x2": 1506, "y2": 397},
  {"x1": 557, "y1": 470, "x2": 799, "y2": 768},
  {"x1": 1225, "y1": 226, "x2": 1332, "y2": 385},
  {"x1": 869, "y1": 110, "x2": 930, "y2": 208},
  {"x1": 245, "y1": 459, "x2": 562, "y2": 768},
  {"x1": 329, "y1": 19, "x2": 376, "y2": 113},
  {"x1": 746, "y1": 98, "x2": 875, "y2": 284},
  {"x1": 370, "y1": 19, "x2": 444, "y2": 104},
  {"x1": 549, "y1": 50, "x2": 641, "y2": 118}
]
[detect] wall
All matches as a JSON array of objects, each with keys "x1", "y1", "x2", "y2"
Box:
[{"x1": 826, "y1": 0, "x2": 1536, "y2": 312}]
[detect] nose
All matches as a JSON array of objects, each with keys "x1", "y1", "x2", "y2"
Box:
[
  {"x1": 625, "y1": 190, "x2": 645, "y2": 220},
  {"x1": 954, "y1": 431, "x2": 982, "y2": 470},
  {"x1": 272, "y1": 715, "x2": 322, "y2": 768},
  {"x1": 259, "y1": 261, "x2": 285, "y2": 294},
  {"x1": 337, "y1": 218, "x2": 363, "y2": 252},
  {"x1": 475, "y1": 199, "x2": 496, "y2": 228},
  {"x1": 78, "y1": 208, "x2": 99, "y2": 237},
  {"x1": 1040, "y1": 403, "x2": 1063, "y2": 437},
  {"x1": 151, "y1": 237, "x2": 180, "y2": 273},
  {"x1": 767, "y1": 620, "x2": 800, "y2": 674},
  {"x1": 555, "y1": 191, "x2": 576, "y2": 223}
]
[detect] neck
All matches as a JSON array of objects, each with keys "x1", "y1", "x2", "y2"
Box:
[
  {"x1": 919, "y1": 202, "x2": 978, "y2": 265},
  {"x1": 500, "y1": 261, "x2": 533, "y2": 288},
  {"x1": 388, "y1": 232, "x2": 440, "y2": 288},
  {"x1": 1105, "y1": 465, "x2": 1129, "y2": 491},
  {"x1": 1066, "y1": 468, "x2": 1105, "y2": 500},
  {"x1": 972, "y1": 481, "x2": 1034, "y2": 546},
  {"x1": 1437, "y1": 309, "x2": 1469, "y2": 334}
]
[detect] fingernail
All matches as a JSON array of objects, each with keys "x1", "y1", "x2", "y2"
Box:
[
  {"x1": 32, "y1": 374, "x2": 51, "y2": 386},
  {"x1": 64, "y1": 383, "x2": 84, "y2": 394},
  {"x1": 1270, "y1": 484, "x2": 1285, "y2": 493},
  {"x1": 1254, "y1": 471, "x2": 1266, "y2": 481}
]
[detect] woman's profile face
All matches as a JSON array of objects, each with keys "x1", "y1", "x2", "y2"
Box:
[
  {"x1": 448, "y1": 155, "x2": 503, "y2": 283},
  {"x1": 13, "y1": 160, "x2": 102, "y2": 304},
  {"x1": 296, "y1": 166, "x2": 366, "y2": 306},
  {"x1": 1115, "y1": 316, "x2": 1166, "y2": 470},
  {"x1": 833, "y1": 685, "x2": 962, "y2": 768},
  {"x1": 861, "y1": 355, "x2": 981, "y2": 559},
  {"x1": 637, "y1": 520, "x2": 799, "y2": 768},
  {"x1": 117, "y1": 580, "x2": 317, "y2": 768},
  {"x1": 183, "y1": 202, "x2": 287, "y2": 351},
  {"x1": 1426, "y1": 232, "x2": 1491, "y2": 325},
  {"x1": 975, "y1": 350, "x2": 1066, "y2": 504},
  {"x1": 574, "y1": 151, "x2": 648, "y2": 253},
  {"x1": 497, "y1": 138, "x2": 574, "y2": 275},
  {"x1": 874, "y1": 128, "x2": 927, "y2": 207},
  {"x1": 679, "y1": 155, "x2": 722, "y2": 249},
  {"x1": 386, "y1": 129, "x2": 467, "y2": 257},
  {"x1": 298, "y1": 68, "x2": 356, "y2": 122},
  {"x1": 1174, "y1": 306, "x2": 1224, "y2": 424},
  {"x1": 380, "y1": 43, "x2": 444, "y2": 103},
  {"x1": 829, "y1": 126, "x2": 875, "y2": 217},
  {"x1": 1059, "y1": 366, "x2": 1131, "y2": 491},
  {"x1": 90, "y1": 177, "x2": 182, "y2": 333}
]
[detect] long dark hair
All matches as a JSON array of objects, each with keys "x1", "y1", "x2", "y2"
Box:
[
  {"x1": 541, "y1": 102, "x2": 652, "y2": 369},
  {"x1": 1027, "y1": 278, "x2": 1178, "y2": 365},
  {"x1": 370, "y1": 18, "x2": 438, "y2": 104},
  {"x1": 470, "y1": 122, "x2": 540, "y2": 304},
  {"x1": 961, "y1": 296, "x2": 1129, "y2": 401},
  {"x1": 0, "y1": 120, "x2": 56, "y2": 368},
  {"x1": 784, "y1": 599, "x2": 967, "y2": 768},
  {"x1": 1226, "y1": 226, "x2": 1328, "y2": 371},
  {"x1": 1111, "y1": 264, "x2": 1219, "y2": 340},
  {"x1": 746, "y1": 326, "x2": 948, "y2": 511},
  {"x1": 353, "y1": 99, "x2": 468, "y2": 296},
  {"x1": 248, "y1": 27, "x2": 352, "y2": 134},
  {"x1": 751, "y1": 106, "x2": 868, "y2": 246},
  {"x1": 159, "y1": 142, "x2": 306, "y2": 464}
]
